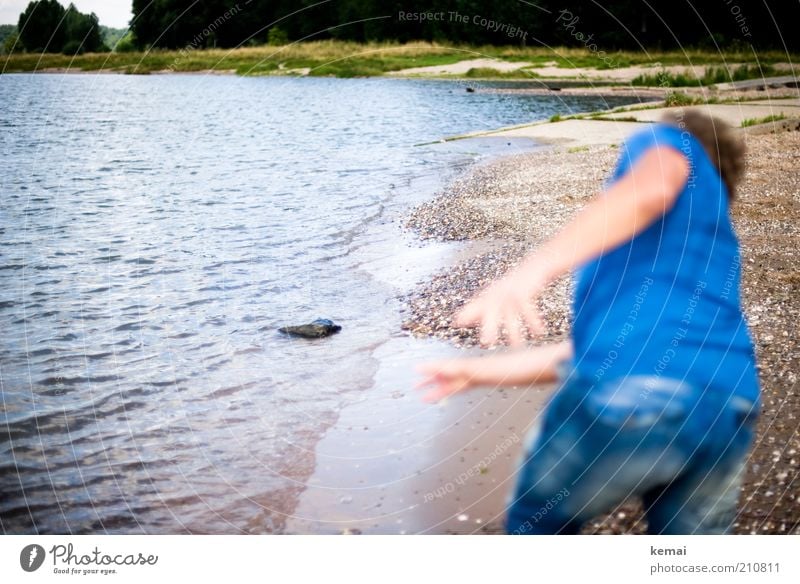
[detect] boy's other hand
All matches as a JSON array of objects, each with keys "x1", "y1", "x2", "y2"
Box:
[{"x1": 415, "y1": 359, "x2": 477, "y2": 403}]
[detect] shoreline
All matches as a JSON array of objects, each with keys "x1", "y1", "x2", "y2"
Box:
[
  {"x1": 400, "y1": 108, "x2": 800, "y2": 533},
  {"x1": 283, "y1": 139, "x2": 550, "y2": 534}
]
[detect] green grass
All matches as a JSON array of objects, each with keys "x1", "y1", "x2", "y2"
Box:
[
  {"x1": 2, "y1": 41, "x2": 796, "y2": 78},
  {"x1": 631, "y1": 64, "x2": 777, "y2": 87},
  {"x1": 741, "y1": 114, "x2": 787, "y2": 127},
  {"x1": 478, "y1": 46, "x2": 794, "y2": 69},
  {"x1": 463, "y1": 66, "x2": 540, "y2": 79},
  {"x1": 663, "y1": 91, "x2": 710, "y2": 107},
  {"x1": 567, "y1": 145, "x2": 590, "y2": 153},
  {"x1": 549, "y1": 114, "x2": 563, "y2": 123},
  {"x1": 609, "y1": 94, "x2": 758, "y2": 114},
  {"x1": 588, "y1": 113, "x2": 640, "y2": 122},
  {"x1": 0, "y1": 41, "x2": 470, "y2": 76}
]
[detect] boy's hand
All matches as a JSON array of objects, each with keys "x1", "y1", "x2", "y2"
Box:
[
  {"x1": 455, "y1": 266, "x2": 546, "y2": 347},
  {"x1": 416, "y1": 343, "x2": 571, "y2": 403},
  {"x1": 415, "y1": 359, "x2": 479, "y2": 403}
]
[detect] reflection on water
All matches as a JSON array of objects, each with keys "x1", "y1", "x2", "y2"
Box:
[{"x1": 0, "y1": 74, "x2": 642, "y2": 533}]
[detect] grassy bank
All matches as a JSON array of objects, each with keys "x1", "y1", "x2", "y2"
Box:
[
  {"x1": 631, "y1": 63, "x2": 780, "y2": 86},
  {"x1": 2, "y1": 40, "x2": 797, "y2": 78}
]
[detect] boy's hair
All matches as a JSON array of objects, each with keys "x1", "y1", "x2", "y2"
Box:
[{"x1": 661, "y1": 108, "x2": 746, "y2": 200}]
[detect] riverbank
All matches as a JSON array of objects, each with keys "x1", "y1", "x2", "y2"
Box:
[
  {"x1": 2, "y1": 41, "x2": 798, "y2": 82},
  {"x1": 401, "y1": 110, "x2": 800, "y2": 534}
]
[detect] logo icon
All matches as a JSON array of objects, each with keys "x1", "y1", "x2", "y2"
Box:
[{"x1": 20, "y1": 544, "x2": 46, "y2": 572}]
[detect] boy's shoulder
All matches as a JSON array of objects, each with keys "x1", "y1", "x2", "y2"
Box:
[{"x1": 624, "y1": 122, "x2": 685, "y2": 152}]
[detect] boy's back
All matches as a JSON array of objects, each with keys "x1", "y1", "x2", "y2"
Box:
[{"x1": 572, "y1": 122, "x2": 759, "y2": 403}]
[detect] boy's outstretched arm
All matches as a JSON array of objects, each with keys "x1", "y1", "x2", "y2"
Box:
[
  {"x1": 416, "y1": 341, "x2": 572, "y2": 403},
  {"x1": 456, "y1": 145, "x2": 690, "y2": 347}
]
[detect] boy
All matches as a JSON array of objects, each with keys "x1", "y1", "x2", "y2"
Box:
[{"x1": 417, "y1": 109, "x2": 760, "y2": 534}]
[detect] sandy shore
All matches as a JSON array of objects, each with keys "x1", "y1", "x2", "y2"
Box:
[
  {"x1": 402, "y1": 120, "x2": 800, "y2": 534},
  {"x1": 389, "y1": 59, "x2": 798, "y2": 82}
]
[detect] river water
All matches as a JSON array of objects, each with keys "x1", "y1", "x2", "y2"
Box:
[{"x1": 0, "y1": 74, "x2": 641, "y2": 533}]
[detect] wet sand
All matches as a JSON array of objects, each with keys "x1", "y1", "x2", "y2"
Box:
[{"x1": 286, "y1": 335, "x2": 548, "y2": 534}]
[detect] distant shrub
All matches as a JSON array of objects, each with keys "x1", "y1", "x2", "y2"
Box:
[
  {"x1": 3, "y1": 30, "x2": 20, "y2": 54},
  {"x1": 61, "y1": 39, "x2": 84, "y2": 55},
  {"x1": 268, "y1": 27, "x2": 288, "y2": 46},
  {"x1": 664, "y1": 91, "x2": 698, "y2": 107},
  {"x1": 464, "y1": 67, "x2": 539, "y2": 78},
  {"x1": 114, "y1": 31, "x2": 137, "y2": 53},
  {"x1": 465, "y1": 67, "x2": 502, "y2": 77}
]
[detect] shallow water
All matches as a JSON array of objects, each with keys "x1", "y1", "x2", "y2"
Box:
[{"x1": 0, "y1": 74, "x2": 642, "y2": 533}]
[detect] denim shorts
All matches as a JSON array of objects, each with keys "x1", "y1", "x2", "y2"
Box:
[{"x1": 506, "y1": 366, "x2": 760, "y2": 534}]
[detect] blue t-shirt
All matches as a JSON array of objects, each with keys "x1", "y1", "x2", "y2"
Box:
[{"x1": 571, "y1": 123, "x2": 759, "y2": 403}]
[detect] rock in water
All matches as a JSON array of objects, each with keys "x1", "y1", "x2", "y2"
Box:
[{"x1": 278, "y1": 318, "x2": 342, "y2": 338}]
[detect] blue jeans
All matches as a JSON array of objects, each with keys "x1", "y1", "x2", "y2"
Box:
[{"x1": 506, "y1": 368, "x2": 759, "y2": 534}]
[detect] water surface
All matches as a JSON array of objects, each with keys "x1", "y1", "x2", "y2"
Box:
[{"x1": 0, "y1": 74, "x2": 642, "y2": 533}]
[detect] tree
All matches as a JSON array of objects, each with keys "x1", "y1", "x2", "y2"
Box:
[
  {"x1": 17, "y1": 0, "x2": 66, "y2": 52},
  {"x1": 2, "y1": 30, "x2": 20, "y2": 54},
  {"x1": 62, "y1": 3, "x2": 106, "y2": 54},
  {"x1": 0, "y1": 24, "x2": 17, "y2": 50},
  {"x1": 16, "y1": 0, "x2": 107, "y2": 54}
]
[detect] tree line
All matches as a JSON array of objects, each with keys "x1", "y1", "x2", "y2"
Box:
[
  {"x1": 11, "y1": 0, "x2": 800, "y2": 53},
  {"x1": 129, "y1": 0, "x2": 800, "y2": 51}
]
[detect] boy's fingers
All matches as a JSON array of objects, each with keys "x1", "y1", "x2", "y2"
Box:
[
  {"x1": 423, "y1": 379, "x2": 463, "y2": 403},
  {"x1": 479, "y1": 311, "x2": 500, "y2": 347},
  {"x1": 533, "y1": 312, "x2": 546, "y2": 334},
  {"x1": 414, "y1": 374, "x2": 438, "y2": 391},
  {"x1": 454, "y1": 301, "x2": 480, "y2": 327},
  {"x1": 522, "y1": 304, "x2": 544, "y2": 336},
  {"x1": 422, "y1": 387, "x2": 447, "y2": 403},
  {"x1": 505, "y1": 309, "x2": 524, "y2": 346}
]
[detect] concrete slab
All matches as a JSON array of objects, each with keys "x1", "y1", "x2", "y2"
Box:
[
  {"x1": 603, "y1": 103, "x2": 800, "y2": 127},
  {"x1": 740, "y1": 98, "x2": 800, "y2": 107},
  {"x1": 477, "y1": 119, "x2": 646, "y2": 147},
  {"x1": 715, "y1": 75, "x2": 798, "y2": 91}
]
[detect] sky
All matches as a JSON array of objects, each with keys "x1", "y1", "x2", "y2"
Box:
[{"x1": 0, "y1": 0, "x2": 133, "y2": 28}]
